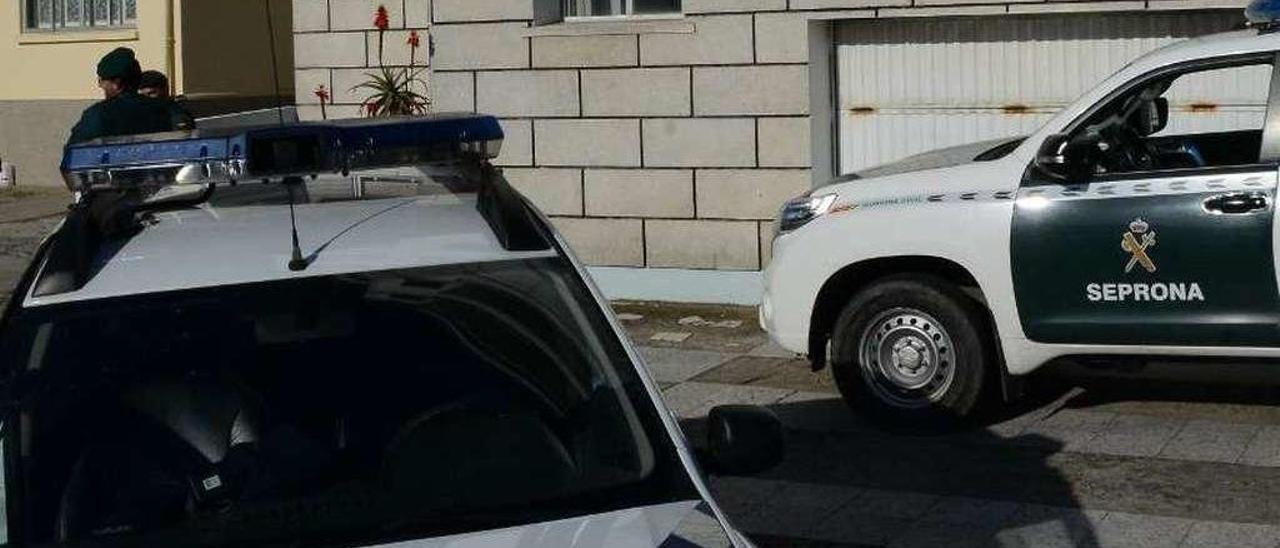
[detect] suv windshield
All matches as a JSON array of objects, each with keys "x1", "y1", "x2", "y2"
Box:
[{"x1": 0, "y1": 257, "x2": 697, "y2": 547}]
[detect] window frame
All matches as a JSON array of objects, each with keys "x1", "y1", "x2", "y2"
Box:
[
  {"x1": 561, "y1": 0, "x2": 683, "y2": 21},
  {"x1": 1059, "y1": 52, "x2": 1278, "y2": 150},
  {"x1": 20, "y1": 0, "x2": 137, "y2": 34},
  {"x1": 1023, "y1": 52, "x2": 1280, "y2": 186}
]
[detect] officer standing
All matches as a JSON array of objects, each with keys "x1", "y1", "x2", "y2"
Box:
[
  {"x1": 137, "y1": 70, "x2": 196, "y2": 131},
  {"x1": 136, "y1": 70, "x2": 168, "y2": 99},
  {"x1": 67, "y1": 48, "x2": 175, "y2": 145}
]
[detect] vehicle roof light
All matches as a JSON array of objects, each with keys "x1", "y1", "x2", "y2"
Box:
[
  {"x1": 1246, "y1": 0, "x2": 1280, "y2": 29},
  {"x1": 60, "y1": 113, "x2": 505, "y2": 192}
]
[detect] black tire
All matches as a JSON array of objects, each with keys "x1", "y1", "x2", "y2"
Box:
[{"x1": 830, "y1": 274, "x2": 990, "y2": 428}]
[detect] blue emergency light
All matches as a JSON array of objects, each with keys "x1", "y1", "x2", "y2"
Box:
[
  {"x1": 1247, "y1": 0, "x2": 1280, "y2": 27},
  {"x1": 60, "y1": 113, "x2": 504, "y2": 191}
]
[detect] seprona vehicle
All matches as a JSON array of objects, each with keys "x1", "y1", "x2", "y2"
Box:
[
  {"x1": 0, "y1": 114, "x2": 784, "y2": 547},
  {"x1": 761, "y1": 1, "x2": 1280, "y2": 425}
]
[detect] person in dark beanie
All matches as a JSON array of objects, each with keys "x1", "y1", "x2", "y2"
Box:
[
  {"x1": 67, "y1": 48, "x2": 176, "y2": 144},
  {"x1": 138, "y1": 70, "x2": 196, "y2": 131},
  {"x1": 137, "y1": 70, "x2": 170, "y2": 99}
]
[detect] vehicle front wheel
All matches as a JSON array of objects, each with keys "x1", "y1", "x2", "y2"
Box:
[{"x1": 830, "y1": 275, "x2": 989, "y2": 427}]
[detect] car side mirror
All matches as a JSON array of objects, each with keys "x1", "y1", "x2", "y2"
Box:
[
  {"x1": 701, "y1": 405, "x2": 784, "y2": 476},
  {"x1": 1034, "y1": 133, "x2": 1092, "y2": 182},
  {"x1": 1151, "y1": 97, "x2": 1169, "y2": 135}
]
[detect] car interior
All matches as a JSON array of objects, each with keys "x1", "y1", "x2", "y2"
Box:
[
  {"x1": 5, "y1": 261, "x2": 660, "y2": 546},
  {"x1": 1073, "y1": 61, "x2": 1272, "y2": 176}
]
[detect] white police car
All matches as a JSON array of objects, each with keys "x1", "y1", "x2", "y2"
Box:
[
  {"x1": 0, "y1": 114, "x2": 782, "y2": 547},
  {"x1": 762, "y1": 3, "x2": 1280, "y2": 425}
]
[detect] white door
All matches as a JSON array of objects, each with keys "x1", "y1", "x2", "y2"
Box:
[{"x1": 835, "y1": 12, "x2": 1245, "y2": 174}]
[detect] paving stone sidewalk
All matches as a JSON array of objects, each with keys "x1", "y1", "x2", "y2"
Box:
[
  {"x1": 615, "y1": 302, "x2": 1280, "y2": 547},
  {"x1": 0, "y1": 187, "x2": 69, "y2": 224},
  {"x1": 0, "y1": 189, "x2": 70, "y2": 306}
]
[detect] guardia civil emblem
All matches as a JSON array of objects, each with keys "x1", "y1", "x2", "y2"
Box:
[{"x1": 1121, "y1": 218, "x2": 1156, "y2": 273}]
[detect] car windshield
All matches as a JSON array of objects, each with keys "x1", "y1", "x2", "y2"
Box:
[{"x1": 0, "y1": 257, "x2": 698, "y2": 548}]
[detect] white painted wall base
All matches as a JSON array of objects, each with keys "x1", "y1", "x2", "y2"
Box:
[{"x1": 587, "y1": 267, "x2": 763, "y2": 306}]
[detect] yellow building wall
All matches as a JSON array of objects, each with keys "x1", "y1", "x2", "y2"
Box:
[
  {"x1": 0, "y1": 0, "x2": 294, "y2": 186},
  {"x1": 0, "y1": 1, "x2": 177, "y2": 101},
  {"x1": 0, "y1": 0, "x2": 293, "y2": 103}
]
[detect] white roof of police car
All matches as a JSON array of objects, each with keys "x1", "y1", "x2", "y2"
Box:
[
  {"x1": 1135, "y1": 28, "x2": 1278, "y2": 69},
  {"x1": 23, "y1": 192, "x2": 558, "y2": 308}
]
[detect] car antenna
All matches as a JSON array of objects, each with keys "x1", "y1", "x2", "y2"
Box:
[
  {"x1": 284, "y1": 176, "x2": 309, "y2": 271},
  {"x1": 268, "y1": 3, "x2": 304, "y2": 271}
]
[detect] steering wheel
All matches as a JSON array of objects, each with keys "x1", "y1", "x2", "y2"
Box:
[
  {"x1": 1088, "y1": 84, "x2": 1168, "y2": 174},
  {"x1": 381, "y1": 396, "x2": 576, "y2": 508},
  {"x1": 1098, "y1": 123, "x2": 1159, "y2": 173},
  {"x1": 55, "y1": 375, "x2": 266, "y2": 542}
]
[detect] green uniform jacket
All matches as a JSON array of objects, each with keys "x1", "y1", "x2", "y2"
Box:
[
  {"x1": 168, "y1": 101, "x2": 196, "y2": 131},
  {"x1": 67, "y1": 91, "x2": 179, "y2": 145}
]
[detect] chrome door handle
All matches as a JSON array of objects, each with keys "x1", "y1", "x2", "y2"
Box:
[{"x1": 1203, "y1": 192, "x2": 1270, "y2": 214}]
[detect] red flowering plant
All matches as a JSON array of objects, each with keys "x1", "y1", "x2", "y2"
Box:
[
  {"x1": 353, "y1": 5, "x2": 429, "y2": 117},
  {"x1": 313, "y1": 84, "x2": 331, "y2": 120}
]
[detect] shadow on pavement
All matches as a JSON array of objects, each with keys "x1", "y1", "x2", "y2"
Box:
[{"x1": 686, "y1": 395, "x2": 1102, "y2": 547}]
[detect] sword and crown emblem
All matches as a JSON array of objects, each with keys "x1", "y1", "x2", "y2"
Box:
[{"x1": 1121, "y1": 217, "x2": 1157, "y2": 273}]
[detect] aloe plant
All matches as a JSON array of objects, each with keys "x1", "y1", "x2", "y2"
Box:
[
  {"x1": 353, "y1": 7, "x2": 429, "y2": 117},
  {"x1": 353, "y1": 65, "x2": 429, "y2": 117}
]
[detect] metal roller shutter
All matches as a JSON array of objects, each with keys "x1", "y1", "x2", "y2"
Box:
[{"x1": 835, "y1": 12, "x2": 1247, "y2": 174}]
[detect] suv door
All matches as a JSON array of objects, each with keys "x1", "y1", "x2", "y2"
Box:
[{"x1": 1012, "y1": 53, "x2": 1280, "y2": 346}]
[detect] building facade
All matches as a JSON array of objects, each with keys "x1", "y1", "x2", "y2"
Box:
[
  {"x1": 297, "y1": 0, "x2": 1245, "y2": 304},
  {"x1": 0, "y1": 0, "x2": 293, "y2": 188}
]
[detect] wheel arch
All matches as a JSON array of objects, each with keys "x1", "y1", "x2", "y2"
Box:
[{"x1": 807, "y1": 256, "x2": 1010, "y2": 396}]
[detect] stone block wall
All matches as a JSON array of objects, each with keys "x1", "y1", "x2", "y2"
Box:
[
  {"x1": 422, "y1": 2, "x2": 816, "y2": 272},
  {"x1": 299, "y1": 0, "x2": 1247, "y2": 274},
  {"x1": 293, "y1": 0, "x2": 432, "y2": 120}
]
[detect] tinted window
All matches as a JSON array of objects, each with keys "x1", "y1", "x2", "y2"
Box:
[{"x1": 0, "y1": 258, "x2": 697, "y2": 547}]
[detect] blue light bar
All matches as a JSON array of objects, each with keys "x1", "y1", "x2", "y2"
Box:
[
  {"x1": 62, "y1": 133, "x2": 234, "y2": 172},
  {"x1": 1246, "y1": 0, "x2": 1280, "y2": 26},
  {"x1": 336, "y1": 115, "x2": 503, "y2": 151},
  {"x1": 60, "y1": 113, "x2": 505, "y2": 191}
]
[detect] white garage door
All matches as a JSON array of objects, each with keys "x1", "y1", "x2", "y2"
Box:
[{"x1": 836, "y1": 12, "x2": 1249, "y2": 174}]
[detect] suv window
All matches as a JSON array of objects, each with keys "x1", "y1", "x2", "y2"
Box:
[
  {"x1": 1155, "y1": 63, "x2": 1272, "y2": 138},
  {"x1": 1072, "y1": 58, "x2": 1274, "y2": 176},
  {"x1": 0, "y1": 258, "x2": 696, "y2": 547}
]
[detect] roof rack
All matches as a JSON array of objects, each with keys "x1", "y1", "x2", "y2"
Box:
[{"x1": 34, "y1": 114, "x2": 548, "y2": 298}]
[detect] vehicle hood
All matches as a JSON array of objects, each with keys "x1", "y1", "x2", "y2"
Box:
[
  {"x1": 817, "y1": 139, "x2": 1025, "y2": 208},
  {"x1": 846, "y1": 136, "x2": 1023, "y2": 180},
  {"x1": 369, "y1": 501, "x2": 738, "y2": 547}
]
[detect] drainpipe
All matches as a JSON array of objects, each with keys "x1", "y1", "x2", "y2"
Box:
[{"x1": 165, "y1": 0, "x2": 176, "y2": 95}]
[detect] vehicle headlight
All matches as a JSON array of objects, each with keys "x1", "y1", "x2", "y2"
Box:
[{"x1": 777, "y1": 192, "x2": 837, "y2": 235}]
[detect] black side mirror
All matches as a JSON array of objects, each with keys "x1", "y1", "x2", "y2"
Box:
[
  {"x1": 701, "y1": 405, "x2": 784, "y2": 476},
  {"x1": 1127, "y1": 97, "x2": 1168, "y2": 137},
  {"x1": 1034, "y1": 132, "x2": 1092, "y2": 182},
  {"x1": 1152, "y1": 97, "x2": 1169, "y2": 135}
]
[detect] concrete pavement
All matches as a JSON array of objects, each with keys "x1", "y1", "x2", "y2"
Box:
[
  {"x1": 617, "y1": 302, "x2": 1280, "y2": 547},
  {"x1": 0, "y1": 188, "x2": 68, "y2": 306},
  {"x1": 0, "y1": 187, "x2": 69, "y2": 224}
]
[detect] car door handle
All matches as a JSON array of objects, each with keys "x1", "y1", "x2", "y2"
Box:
[{"x1": 1203, "y1": 192, "x2": 1270, "y2": 214}]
